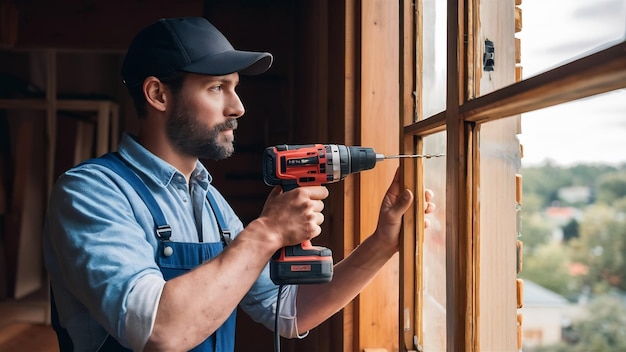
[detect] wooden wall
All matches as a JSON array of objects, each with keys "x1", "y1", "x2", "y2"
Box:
[{"x1": 358, "y1": 1, "x2": 402, "y2": 351}]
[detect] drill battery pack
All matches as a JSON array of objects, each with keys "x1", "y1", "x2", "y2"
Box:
[{"x1": 270, "y1": 241, "x2": 333, "y2": 285}]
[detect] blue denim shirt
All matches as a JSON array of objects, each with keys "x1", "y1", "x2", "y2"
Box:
[{"x1": 43, "y1": 133, "x2": 297, "y2": 351}]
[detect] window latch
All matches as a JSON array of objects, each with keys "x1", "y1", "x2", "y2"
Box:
[{"x1": 483, "y1": 39, "x2": 495, "y2": 71}]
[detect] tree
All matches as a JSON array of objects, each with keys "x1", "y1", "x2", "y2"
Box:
[
  {"x1": 570, "y1": 204, "x2": 626, "y2": 293},
  {"x1": 596, "y1": 172, "x2": 626, "y2": 204},
  {"x1": 562, "y1": 218, "x2": 579, "y2": 242},
  {"x1": 521, "y1": 162, "x2": 625, "y2": 209},
  {"x1": 520, "y1": 243, "x2": 575, "y2": 299},
  {"x1": 521, "y1": 211, "x2": 554, "y2": 255}
]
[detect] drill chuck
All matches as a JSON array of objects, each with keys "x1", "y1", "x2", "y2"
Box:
[{"x1": 335, "y1": 145, "x2": 379, "y2": 180}]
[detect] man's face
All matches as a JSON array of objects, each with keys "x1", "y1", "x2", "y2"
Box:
[{"x1": 166, "y1": 73, "x2": 244, "y2": 160}]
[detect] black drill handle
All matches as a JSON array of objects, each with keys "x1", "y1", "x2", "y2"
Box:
[
  {"x1": 282, "y1": 183, "x2": 299, "y2": 192},
  {"x1": 273, "y1": 183, "x2": 304, "y2": 259}
]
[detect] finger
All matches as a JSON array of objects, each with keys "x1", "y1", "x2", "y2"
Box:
[
  {"x1": 425, "y1": 201, "x2": 436, "y2": 214},
  {"x1": 389, "y1": 168, "x2": 402, "y2": 194},
  {"x1": 306, "y1": 213, "x2": 324, "y2": 239},
  {"x1": 381, "y1": 169, "x2": 404, "y2": 208},
  {"x1": 310, "y1": 199, "x2": 325, "y2": 212},
  {"x1": 424, "y1": 189, "x2": 434, "y2": 202},
  {"x1": 301, "y1": 185, "x2": 329, "y2": 200},
  {"x1": 423, "y1": 189, "x2": 436, "y2": 214},
  {"x1": 386, "y1": 188, "x2": 414, "y2": 218},
  {"x1": 315, "y1": 212, "x2": 325, "y2": 226},
  {"x1": 306, "y1": 199, "x2": 324, "y2": 214}
]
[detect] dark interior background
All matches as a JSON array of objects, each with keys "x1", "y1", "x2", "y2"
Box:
[{"x1": 0, "y1": 1, "x2": 352, "y2": 351}]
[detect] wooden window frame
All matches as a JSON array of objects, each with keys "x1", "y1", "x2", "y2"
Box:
[{"x1": 399, "y1": 0, "x2": 626, "y2": 351}]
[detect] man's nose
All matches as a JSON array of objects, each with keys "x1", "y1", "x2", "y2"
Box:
[{"x1": 227, "y1": 93, "x2": 245, "y2": 118}]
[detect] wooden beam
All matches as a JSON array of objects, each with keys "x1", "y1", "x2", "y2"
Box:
[
  {"x1": 399, "y1": 0, "x2": 418, "y2": 348},
  {"x1": 359, "y1": 0, "x2": 401, "y2": 350},
  {"x1": 403, "y1": 111, "x2": 447, "y2": 136},
  {"x1": 445, "y1": 1, "x2": 474, "y2": 351},
  {"x1": 0, "y1": 98, "x2": 120, "y2": 157}
]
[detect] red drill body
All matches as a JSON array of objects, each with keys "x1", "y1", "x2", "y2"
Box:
[{"x1": 262, "y1": 144, "x2": 380, "y2": 285}]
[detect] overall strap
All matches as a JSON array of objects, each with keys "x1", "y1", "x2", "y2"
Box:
[
  {"x1": 86, "y1": 152, "x2": 230, "y2": 244},
  {"x1": 86, "y1": 152, "x2": 172, "y2": 241},
  {"x1": 206, "y1": 191, "x2": 231, "y2": 245}
]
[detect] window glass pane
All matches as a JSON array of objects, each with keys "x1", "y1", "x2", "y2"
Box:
[
  {"x1": 518, "y1": 0, "x2": 625, "y2": 79},
  {"x1": 478, "y1": 116, "x2": 522, "y2": 350},
  {"x1": 517, "y1": 91, "x2": 626, "y2": 349},
  {"x1": 420, "y1": 0, "x2": 447, "y2": 119},
  {"x1": 421, "y1": 131, "x2": 447, "y2": 351},
  {"x1": 519, "y1": 90, "x2": 626, "y2": 167}
]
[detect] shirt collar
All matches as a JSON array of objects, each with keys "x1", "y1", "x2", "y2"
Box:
[{"x1": 116, "y1": 133, "x2": 213, "y2": 188}]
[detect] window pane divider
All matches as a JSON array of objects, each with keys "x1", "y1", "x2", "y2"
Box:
[
  {"x1": 403, "y1": 40, "x2": 626, "y2": 132},
  {"x1": 460, "y1": 40, "x2": 626, "y2": 123}
]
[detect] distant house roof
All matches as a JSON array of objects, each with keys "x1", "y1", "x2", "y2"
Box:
[{"x1": 523, "y1": 279, "x2": 569, "y2": 306}]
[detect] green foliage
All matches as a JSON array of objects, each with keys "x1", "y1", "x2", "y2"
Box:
[
  {"x1": 565, "y1": 295, "x2": 626, "y2": 352},
  {"x1": 571, "y1": 204, "x2": 626, "y2": 292},
  {"x1": 614, "y1": 197, "x2": 626, "y2": 213},
  {"x1": 522, "y1": 193, "x2": 546, "y2": 214},
  {"x1": 596, "y1": 172, "x2": 626, "y2": 204},
  {"x1": 521, "y1": 162, "x2": 571, "y2": 207},
  {"x1": 521, "y1": 162, "x2": 625, "y2": 207},
  {"x1": 520, "y1": 243, "x2": 575, "y2": 299},
  {"x1": 521, "y1": 163, "x2": 626, "y2": 293},
  {"x1": 521, "y1": 212, "x2": 553, "y2": 254},
  {"x1": 520, "y1": 162, "x2": 626, "y2": 350}
]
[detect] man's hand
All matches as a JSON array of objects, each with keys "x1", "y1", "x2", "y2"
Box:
[
  {"x1": 374, "y1": 168, "x2": 436, "y2": 252},
  {"x1": 258, "y1": 185, "x2": 329, "y2": 248}
]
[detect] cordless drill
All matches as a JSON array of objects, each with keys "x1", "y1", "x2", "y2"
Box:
[{"x1": 263, "y1": 144, "x2": 382, "y2": 285}]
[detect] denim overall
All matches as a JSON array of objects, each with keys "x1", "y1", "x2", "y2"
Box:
[{"x1": 51, "y1": 153, "x2": 236, "y2": 351}]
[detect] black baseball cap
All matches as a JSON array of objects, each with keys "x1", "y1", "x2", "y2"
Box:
[{"x1": 121, "y1": 17, "x2": 273, "y2": 85}]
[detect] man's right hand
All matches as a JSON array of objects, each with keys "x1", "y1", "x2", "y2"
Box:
[{"x1": 257, "y1": 185, "x2": 329, "y2": 249}]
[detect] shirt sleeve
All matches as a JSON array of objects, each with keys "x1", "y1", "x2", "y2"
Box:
[
  {"x1": 125, "y1": 273, "x2": 165, "y2": 351},
  {"x1": 43, "y1": 165, "x2": 165, "y2": 347},
  {"x1": 238, "y1": 265, "x2": 307, "y2": 339}
]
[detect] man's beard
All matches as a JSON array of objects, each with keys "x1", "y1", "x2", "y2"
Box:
[{"x1": 166, "y1": 97, "x2": 239, "y2": 160}]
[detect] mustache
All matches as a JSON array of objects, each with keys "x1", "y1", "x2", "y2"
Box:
[{"x1": 215, "y1": 118, "x2": 238, "y2": 132}]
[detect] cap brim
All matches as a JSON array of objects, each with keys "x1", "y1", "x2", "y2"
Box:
[{"x1": 183, "y1": 50, "x2": 273, "y2": 76}]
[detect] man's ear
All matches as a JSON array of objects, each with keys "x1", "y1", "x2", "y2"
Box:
[{"x1": 143, "y1": 77, "x2": 168, "y2": 112}]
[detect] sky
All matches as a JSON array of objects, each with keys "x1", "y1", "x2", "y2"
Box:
[{"x1": 515, "y1": 0, "x2": 626, "y2": 167}]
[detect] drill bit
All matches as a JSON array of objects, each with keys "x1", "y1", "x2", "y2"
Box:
[
  {"x1": 385, "y1": 154, "x2": 445, "y2": 159},
  {"x1": 376, "y1": 153, "x2": 445, "y2": 162}
]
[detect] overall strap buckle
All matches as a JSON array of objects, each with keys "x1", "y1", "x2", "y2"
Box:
[{"x1": 156, "y1": 225, "x2": 172, "y2": 241}]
